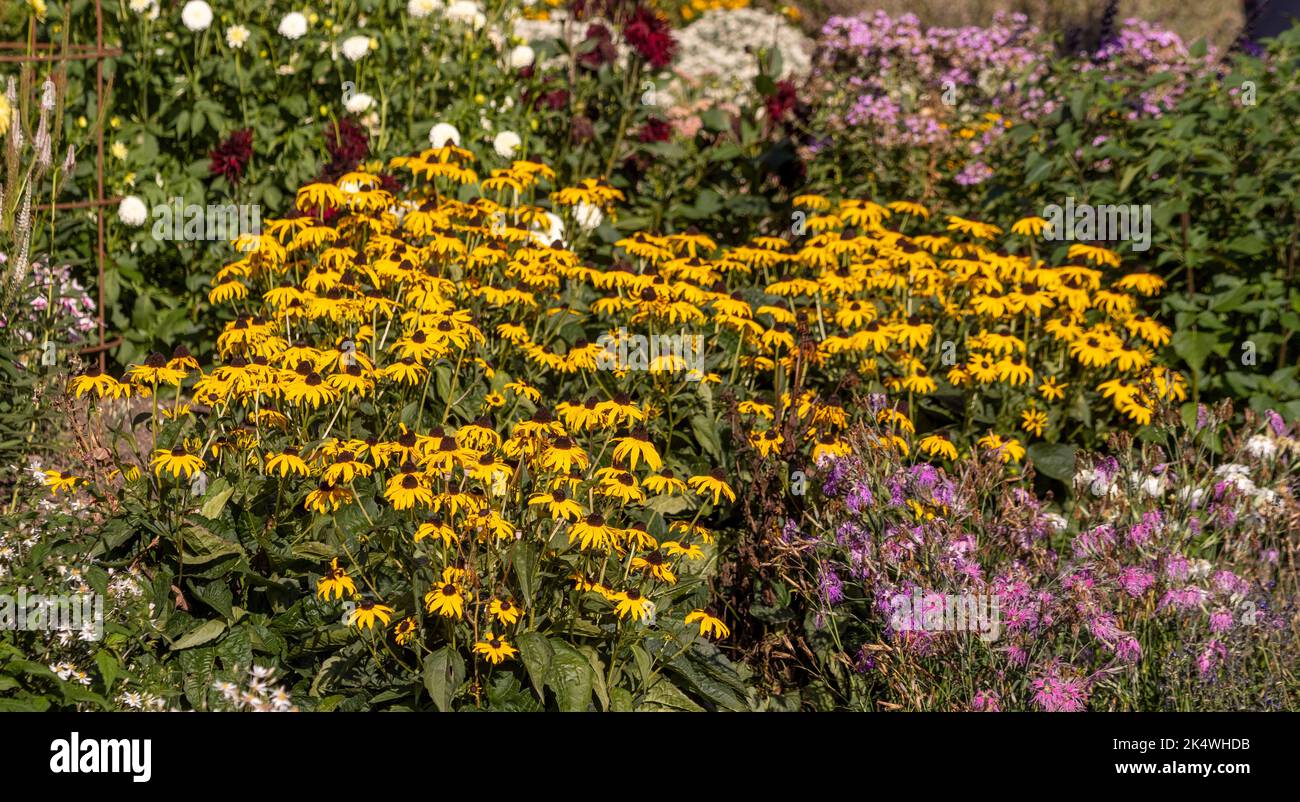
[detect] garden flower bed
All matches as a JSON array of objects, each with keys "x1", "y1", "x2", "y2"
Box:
[{"x1": 0, "y1": 0, "x2": 1295, "y2": 713}]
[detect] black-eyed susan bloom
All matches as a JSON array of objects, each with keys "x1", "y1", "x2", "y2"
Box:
[
  {"x1": 1038, "y1": 376, "x2": 1068, "y2": 402},
  {"x1": 611, "y1": 429, "x2": 662, "y2": 472},
  {"x1": 528, "y1": 487, "x2": 584, "y2": 521},
  {"x1": 569, "y1": 513, "x2": 616, "y2": 551},
  {"x1": 1021, "y1": 408, "x2": 1048, "y2": 438},
  {"x1": 127, "y1": 352, "x2": 188, "y2": 387},
  {"x1": 630, "y1": 551, "x2": 676, "y2": 583},
  {"x1": 612, "y1": 589, "x2": 654, "y2": 622},
  {"x1": 750, "y1": 428, "x2": 784, "y2": 458},
  {"x1": 644, "y1": 468, "x2": 687, "y2": 495},
  {"x1": 599, "y1": 470, "x2": 645, "y2": 504},
  {"x1": 349, "y1": 601, "x2": 395, "y2": 631},
  {"x1": 662, "y1": 540, "x2": 704, "y2": 560},
  {"x1": 266, "y1": 448, "x2": 310, "y2": 478},
  {"x1": 685, "y1": 609, "x2": 730, "y2": 639},
  {"x1": 978, "y1": 433, "x2": 1025, "y2": 464},
  {"x1": 424, "y1": 576, "x2": 466, "y2": 618},
  {"x1": 918, "y1": 433, "x2": 958, "y2": 461},
  {"x1": 43, "y1": 470, "x2": 79, "y2": 494},
  {"x1": 167, "y1": 344, "x2": 200, "y2": 372},
  {"x1": 414, "y1": 515, "x2": 459, "y2": 546},
  {"x1": 1011, "y1": 216, "x2": 1049, "y2": 237},
  {"x1": 540, "y1": 436, "x2": 589, "y2": 474},
  {"x1": 316, "y1": 558, "x2": 357, "y2": 601},
  {"x1": 384, "y1": 471, "x2": 434, "y2": 510},
  {"x1": 393, "y1": 616, "x2": 419, "y2": 646},
  {"x1": 68, "y1": 365, "x2": 119, "y2": 399},
  {"x1": 688, "y1": 468, "x2": 736, "y2": 505},
  {"x1": 304, "y1": 479, "x2": 354, "y2": 513},
  {"x1": 488, "y1": 597, "x2": 523, "y2": 626},
  {"x1": 472, "y1": 633, "x2": 519, "y2": 664},
  {"x1": 283, "y1": 372, "x2": 338, "y2": 408},
  {"x1": 151, "y1": 446, "x2": 205, "y2": 479}
]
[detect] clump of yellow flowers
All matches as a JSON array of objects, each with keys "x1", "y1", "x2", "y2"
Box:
[{"x1": 69, "y1": 141, "x2": 1181, "y2": 708}]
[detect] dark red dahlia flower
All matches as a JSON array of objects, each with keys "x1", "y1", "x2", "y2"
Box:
[
  {"x1": 764, "y1": 80, "x2": 801, "y2": 123},
  {"x1": 578, "y1": 23, "x2": 618, "y2": 70},
  {"x1": 637, "y1": 116, "x2": 672, "y2": 143},
  {"x1": 208, "y1": 128, "x2": 253, "y2": 184},
  {"x1": 319, "y1": 117, "x2": 370, "y2": 183},
  {"x1": 623, "y1": 7, "x2": 677, "y2": 70},
  {"x1": 540, "y1": 88, "x2": 570, "y2": 111}
]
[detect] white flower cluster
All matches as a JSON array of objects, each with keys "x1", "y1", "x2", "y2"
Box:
[
  {"x1": 211, "y1": 665, "x2": 296, "y2": 712},
  {"x1": 409, "y1": 0, "x2": 486, "y2": 28},
  {"x1": 50, "y1": 661, "x2": 93, "y2": 686},
  {"x1": 1212, "y1": 462, "x2": 1283, "y2": 513},
  {"x1": 668, "y1": 8, "x2": 811, "y2": 107},
  {"x1": 118, "y1": 691, "x2": 168, "y2": 710}
]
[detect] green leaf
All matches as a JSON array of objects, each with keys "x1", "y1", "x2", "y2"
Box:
[
  {"x1": 512, "y1": 543, "x2": 538, "y2": 607},
  {"x1": 516, "y1": 631, "x2": 553, "y2": 703},
  {"x1": 189, "y1": 579, "x2": 234, "y2": 620},
  {"x1": 422, "y1": 646, "x2": 464, "y2": 712},
  {"x1": 199, "y1": 479, "x2": 235, "y2": 519},
  {"x1": 170, "y1": 619, "x2": 226, "y2": 651},
  {"x1": 0, "y1": 697, "x2": 51, "y2": 712},
  {"x1": 290, "y1": 541, "x2": 337, "y2": 560},
  {"x1": 179, "y1": 647, "x2": 218, "y2": 708},
  {"x1": 1172, "y1": 329, "x2": 1220, "y2": 376},
  {"x1": 1027, "y1": 442, "x2": 1077, "y2": 482},
  {"x1": 639, "y1": 678, "x2": 705, "y2": 712},
  {"x1": 94, "y1": 650, "x2": 119, "y2": 694},
  {"x1": 610, "y1": 687, "x2": 634, "y2": 712},
  {"x1": 579, "y1": 645, "x2": 609, "y2": 712},
  {"x1": 699, "y1": 107, "x2": 729, "y2": 133},
  {"x1": 690, "y1": 414, "x2": 723, "y2": 462},
  {"x1": 1118, "y1": 164, "x2": 1143, "y2": 194},
  {"x1": 545, "y1": 639, "x2": 593, "y2": 712},
  {"x1": 644, "y1": 493, "x2": 690, "y2": 516},
  {"x1": 182, "y1": 524, "x2": 245, "y2": 565},
  {"x1": 668, "y1": 645, "x2": 749, "y2": 711}
]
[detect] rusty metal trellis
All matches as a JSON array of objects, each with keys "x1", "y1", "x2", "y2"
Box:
[{"x1": 1, "y1": 0, "x2": 123, "y2": 369}]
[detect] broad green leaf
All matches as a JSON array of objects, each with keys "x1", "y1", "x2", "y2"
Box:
[
  {"x1": 579, "y1": 645, "x2": 609, "y2": 712},
  {"x1": 170, "y1": 619, "x2": 226, "y2": 651},
  {"x1": 516, "y1": 631, "x2": 553, "y2": 703},
  {"x1": 1027, "y1": 443, "x2": 1077, "y2": 482},
  {"x1": 512, "y1": 543, "x2": 538, "y2": 607},
  {"x1": 422, "y1": 646, "x2": 464, "y2": 712},
  {"x1": 638, "y1": 678, "x2": 705, "y2": 712},
  {"x1": 199, "y1": 478, "x2": 235, "y2": 519},
  {"x1": 94, "y1": 651, "x2": 119, "y2": 694},
  {"x1": 545, "y1": 639, "x2": 593, "y2": 712},
  {"x1": 182, "y1": 524, "x2": 245, "y2": 565},
  {"x1": 1172, "y1": 329, "x2": 1219, "y2": 375},
  {"x1": 690, "y1": 414, "x2": 723, "y2": 462}
]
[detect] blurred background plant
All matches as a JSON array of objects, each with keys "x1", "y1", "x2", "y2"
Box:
[{"x1": 0, "y1": 7, "x2": 104, "y2": 483}]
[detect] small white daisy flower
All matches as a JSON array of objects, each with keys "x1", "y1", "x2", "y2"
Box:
[{"x1": 225, "y1": 24, "x2": 250, "y2": 49}]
